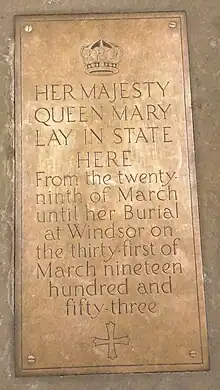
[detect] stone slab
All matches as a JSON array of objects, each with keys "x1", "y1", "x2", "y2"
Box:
[{"x1": 0, "y1": 0, "x2": 220, "y2": 389}]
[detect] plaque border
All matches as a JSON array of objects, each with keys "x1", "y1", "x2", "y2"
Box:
[{"x1": 15, "y1": 11, "x2": 209, "y2": 376}]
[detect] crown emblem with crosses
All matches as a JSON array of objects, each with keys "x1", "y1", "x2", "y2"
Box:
[{"x1": 81, "y1": 38, "x2": 122, "y2": 76}]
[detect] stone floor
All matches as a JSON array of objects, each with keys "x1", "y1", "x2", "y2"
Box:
[{"x1": 0, "y1": 0, "x2": 220, "y2": 389}]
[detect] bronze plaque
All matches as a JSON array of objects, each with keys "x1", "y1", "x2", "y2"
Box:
[{"x1": 15, "y1": 12, "x2": 209, "y2": 376}]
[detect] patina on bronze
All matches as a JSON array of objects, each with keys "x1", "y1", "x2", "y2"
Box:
[{"x1": 15, "y1": 12, "x2": 209, "y2": 376}]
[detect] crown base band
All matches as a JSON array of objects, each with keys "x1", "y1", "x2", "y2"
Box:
[{"x1": 85, "y1": 66, "x2": 118, "y2": 76}]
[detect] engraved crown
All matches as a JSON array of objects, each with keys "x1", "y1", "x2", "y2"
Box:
[{"x1": 81, "y1": 38, "x2": 122, "y2": 76}]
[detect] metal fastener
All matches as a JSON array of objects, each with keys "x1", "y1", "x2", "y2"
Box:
[
  {"x1": 24, "y1": 25, "x2": 33, "y2": 33},
  {"x1": 169, "y1": 21, "x2": 177, "y2": 29},
  {"x1": 189, "y1": 350, "x2": 196, "y2": 358},
  {"x1": 27, "y1": 355, "x2": 36, "y2": 364}
]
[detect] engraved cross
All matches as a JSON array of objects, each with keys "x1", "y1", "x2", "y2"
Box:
[{"x1": 93, "y1": 322, "x2": 129, "y2": 360}]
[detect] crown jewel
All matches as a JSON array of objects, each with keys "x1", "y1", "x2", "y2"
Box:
[{"x1": 81, "y1": 39, "x2": 122, "y2": 76}]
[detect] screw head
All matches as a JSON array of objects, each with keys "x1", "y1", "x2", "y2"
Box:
[
  {"x1": 189, "y1": 350, "x2": 196, "y2": 359},
  {"x1": 169, "y1": 21, "x2": 177, "y2": 29},
  {"x1": 27, "y1": 354, "x2": 36, "y2": 364},
  {"x1": 24, "y1": 25, "x2": 33, "y2": 33}
]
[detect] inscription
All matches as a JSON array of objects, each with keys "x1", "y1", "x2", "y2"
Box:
[{"x1": 15, "y1": 13, "x2": 208, "y2": 376}]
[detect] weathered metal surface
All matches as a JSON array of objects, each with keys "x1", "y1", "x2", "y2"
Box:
[{"x1": 15, "y1": 12, "x2": 208, "y2": 376}]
